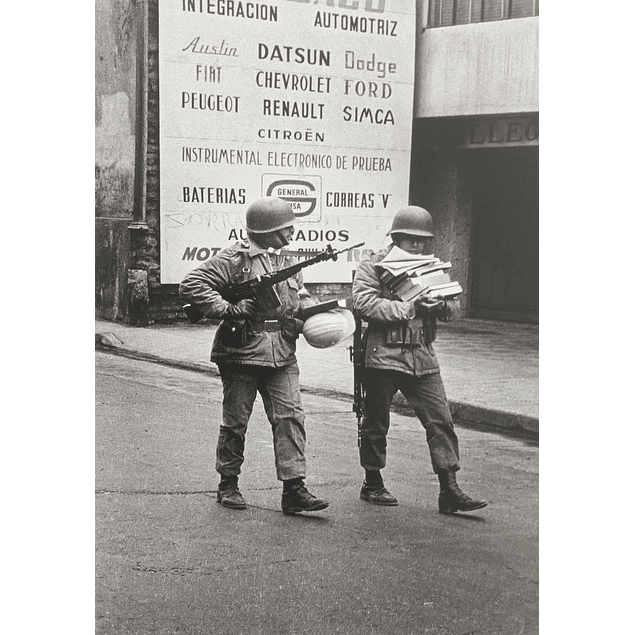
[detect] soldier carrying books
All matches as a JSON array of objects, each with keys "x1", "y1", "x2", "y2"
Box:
[{"x1": 352, "y1": 206, "x2": 488, "y2": 514}]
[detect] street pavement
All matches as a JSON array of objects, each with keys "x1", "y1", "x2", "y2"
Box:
[
  {"x1": 96, "y1": 353, "x2": 539, "y2": 635},
  {"x1": 95, "y1": 316, "x2": 539, "y2": 438}
]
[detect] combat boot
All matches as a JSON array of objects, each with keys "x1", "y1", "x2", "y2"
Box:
[
  {"x1": 281, "y1": 478, "x2": 329, "y2": 515},
  {"x1": 217, "y1": 476, "x2": 247, "y2": 510},
  {"x1": 438, "y1": 470, "x2": 488, "y2": 514},
  {"x1": 360, "y1": 481, "x2": 398, "y2": 506}
]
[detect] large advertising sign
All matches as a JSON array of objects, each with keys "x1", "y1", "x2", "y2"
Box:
[{"x1": 158, "y1": 0, "x2": 416, "y2": 283}]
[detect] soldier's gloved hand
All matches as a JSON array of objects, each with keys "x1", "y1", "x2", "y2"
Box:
[
  {"x1": 413, "y1": 293, "x2": 445, "y2": 316},
  {"x1": 428, "y1": 294, "x2": 448, "y2": 313},
  {"x1": 281, "y1": 317, "x2": 304, "y2": 343},
  {"x1": 299, "y1": 297, "x2": 319, "y2": 310},
  {"x1": 224, "y1": 299, "x2": 257, "y2": 319}
]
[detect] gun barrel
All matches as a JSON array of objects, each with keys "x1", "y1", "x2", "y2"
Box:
[{"x1": 336, "y1": 241, "x2": 365, "y2": 254}]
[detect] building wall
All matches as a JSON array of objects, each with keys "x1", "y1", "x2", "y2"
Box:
[
  {"x1": 409, "y1": 145, "x2": 474, "y2": 317},
  {"x1": 411, "y1": 115, "x2": 539, "y2": 322},
  {"x1": 127, "y1": 0, "x2": 352, "y2": 322},
  {"x1": 135, "y1": 0, "x2": 164, "y2": 311},
  {"x1": 411, "y1": 10, "x2": 539, "y2": 323},
  {"x1": 95, "y1": 0, "x2": 139, "y2": 320},
  {"x1": 94, "y1": 1, "x2": 538, "y2": 324},
  {"x1": 415, "y1": 17, "x2": 539, "y2": 118}
]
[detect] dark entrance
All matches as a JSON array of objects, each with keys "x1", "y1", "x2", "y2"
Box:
[{"x1": 469, "y1": 147, "x2": 538, "y2": 323}]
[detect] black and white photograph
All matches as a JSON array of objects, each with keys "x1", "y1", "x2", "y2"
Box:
[{"x1": 92, "y1": 1, "x2": 543, "y2": 633}]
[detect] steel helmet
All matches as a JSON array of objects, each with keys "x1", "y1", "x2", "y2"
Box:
[
  {"x1": 387, "y1": 206, "x2": 434, "y2": 237},
  {"x1": 245, "y1": 197, "x2": 296, "y2": 234},
  {"x1": 302, "y1": 309, "x2": 356, "y2": 349}
]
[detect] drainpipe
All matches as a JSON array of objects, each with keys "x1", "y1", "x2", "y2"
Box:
[
  {"x1": 128, "y1": 0, "x2": 150, "y2": 325},
  {"x1": 129, "y1": 0, "x2": 149, "y2": 231}
]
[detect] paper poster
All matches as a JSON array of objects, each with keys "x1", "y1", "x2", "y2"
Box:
[{"x1": 159, "y1": 0, "x2": 416, "y2": 283}]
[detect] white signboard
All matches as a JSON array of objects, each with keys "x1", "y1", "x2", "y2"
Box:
[{"x1": 159, "y1": 0, "x2": 416, "y2": 283}]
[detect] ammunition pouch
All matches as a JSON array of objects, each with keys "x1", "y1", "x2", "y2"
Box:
[
  {"x1": 384, "y1": 325, "x2": 414, "y2": 346},
  {"x1": 384, "y1": 322, "x2": 437, "y2": 348},
  {"x1": 424, "y1": 322, "x2": 437, "y2": 347},
  {"x1": 218, "y1": 320, "x2": 253, "y2": 349}
]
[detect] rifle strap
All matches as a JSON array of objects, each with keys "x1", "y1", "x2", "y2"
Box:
[
  {"x1": 263, "y1": 248, "x2": 294, "y2": 278},
  {"x1": 352, "y1": 312, "x2": 370, "y2": 354},
  {"x1": 240, "y1": 250, "x2": 251, "y2": 281}
]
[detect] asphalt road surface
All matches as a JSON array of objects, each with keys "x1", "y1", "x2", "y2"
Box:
[{"x1": 96, "y1": 351, "x2": 538, "y2": 635}]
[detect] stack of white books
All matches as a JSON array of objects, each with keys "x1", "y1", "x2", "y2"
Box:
[{"x1": 377, "y1": 247, "x2": 463, "y2": 301}]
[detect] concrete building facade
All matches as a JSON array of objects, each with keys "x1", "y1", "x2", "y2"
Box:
[
  {"x1": 412, "y1": 1, "x2": 538, "y2": 323},
  {"x1": 95, "y1": 0, "x2": 538, "y2": 324}
]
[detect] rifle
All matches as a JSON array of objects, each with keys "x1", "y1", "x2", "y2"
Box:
[
  {"x1": 183, "y1": 242, "x2": 365, "y2": 324},
  {"x1": 349, "y1": 311, "x2": 366, "y2": 447}
]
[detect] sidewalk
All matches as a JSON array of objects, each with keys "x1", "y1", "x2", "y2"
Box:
[{"x1": 95, "y1": 317, "x2": 538, "y2": 438}]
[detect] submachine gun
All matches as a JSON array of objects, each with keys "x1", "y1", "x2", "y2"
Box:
[{"x1": 183, "y1": 242, "x2": 365, "y2": 324}]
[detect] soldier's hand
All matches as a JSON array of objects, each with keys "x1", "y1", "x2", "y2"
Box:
[
  {"x1": 299, "y1": 297, "x2": 319, "y2": 310},
  {"x1": 413, "y1": 293, "x2": 445, "y2": 315},
  {"x1": 281, "y1": 317, "x2": 304, "y2": 343},
  {"x1": 429, "y1": 293, "x2": 448, "y2": 312},
  {"x1": 224, "y1": 299, "x2": 257, "y2": 319}
]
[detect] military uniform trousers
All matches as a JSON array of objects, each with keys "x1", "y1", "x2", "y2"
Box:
[
  {"x1": 360, "y1": 368, "x2": 461, "y2": 474},
  {"x1": 216, "y1": 362, "x2": 307, "y2": 481}
]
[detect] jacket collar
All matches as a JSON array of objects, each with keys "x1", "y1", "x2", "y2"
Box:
[{"x1": 238, "y1": 239, "x2": 295, "y2": 259}]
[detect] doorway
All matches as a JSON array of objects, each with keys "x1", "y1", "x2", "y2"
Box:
[{"x1": 469, "y1": 147, "x2": 538, "y2": 323}]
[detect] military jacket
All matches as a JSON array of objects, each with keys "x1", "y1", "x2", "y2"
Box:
[
  {"x1": 179, "y1": 240, "x2": 307, "y2": 367},
  {"x1": 352, "y1": 246, "x2": 456, "y2": 377}
]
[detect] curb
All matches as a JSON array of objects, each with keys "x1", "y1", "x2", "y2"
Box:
[
  {"x1": 96, "y1": 333, "x2": 217, "y2": 377},
  {"x1": 448, "y1": 401, "x2": 538, "y2": 438},
  {"x1": 96, "y1": 332, "x2": 538, "y2": 440}
]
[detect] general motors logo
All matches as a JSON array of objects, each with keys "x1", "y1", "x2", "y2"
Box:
[{"x1": 263, "y1": 175, "x2": 322, "y2": 220}]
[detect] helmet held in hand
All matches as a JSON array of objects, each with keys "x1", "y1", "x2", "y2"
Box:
[{"x1": 302, "y1": 309, "x2": 356, "y2": 349}]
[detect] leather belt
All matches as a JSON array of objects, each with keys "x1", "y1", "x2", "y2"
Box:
[{"x1": 250, "y1": 319, "x2": 284, "y2": 333}]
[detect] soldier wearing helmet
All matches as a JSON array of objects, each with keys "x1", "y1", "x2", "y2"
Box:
[
  {"x1": 352, "y1": 206, "x2": 488, "y2": 514},
  {"x1": 179, "y1": 197, "x2": 329, "y2": 515}
]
